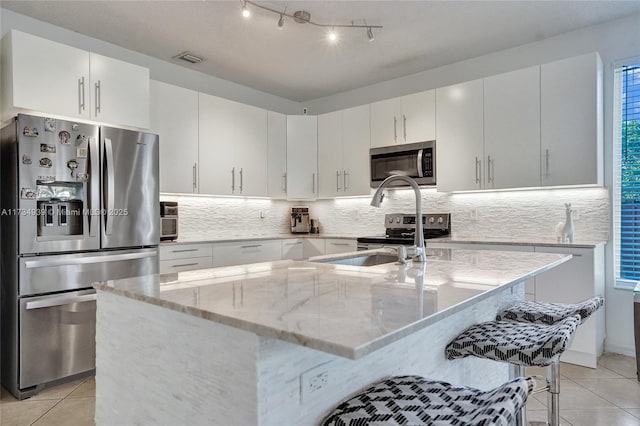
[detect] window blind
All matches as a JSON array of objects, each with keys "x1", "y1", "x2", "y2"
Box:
[{"x1": 614, "y1": 63, "x2": 640, "y2": 286}]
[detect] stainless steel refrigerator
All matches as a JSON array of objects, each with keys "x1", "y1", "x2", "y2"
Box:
[{"x1": 1, "y1": 114, "x2": 159, "y2": 399}]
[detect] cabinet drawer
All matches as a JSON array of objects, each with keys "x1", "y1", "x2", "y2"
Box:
[
  {"x1": 159, "y1": 243, "x2": 213, "y2": 260},
  {"x1": 213, "y1": 240, "x2": 282, "y2": 267},
  {"x1": 324, "y1": 239, "x2": 357, "y2": 255},
  {"x1": 159, "y1": 256, "x2": 213, "y2": 274}
]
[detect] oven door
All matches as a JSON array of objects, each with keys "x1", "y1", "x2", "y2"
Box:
[{"x1": 19, "y1": 289, "x2": 96, "y2": 389}]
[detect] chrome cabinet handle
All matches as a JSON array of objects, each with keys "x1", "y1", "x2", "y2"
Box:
[
  {"x1": 282, "y1": 172, "x2": 287, "y2": 192},
  {"x1": 193, "y1": 163, "x2": 197, "y2": 191},
  {"x1": 284, "y1": 241, "x2": 303, "y2": 246},
  {"x1": 231, "y1": 167, "x2": 235, "y2": 192},
  {"x1": 331, "y1": 242, "x2": 350, "y2": 246},
  {"x1": 312, "y1": 173, "x2": 316, "y2": 194},
  {"x1": 336, "y1": 170, "x2": 341, "y2": 191},
  {"x1": 545, "y1": 149, "x2": 550, "y2": 179},
  {"x1": 104, "y1": 138, "x2": 115, "y2": 235},
  {"x1": 343, "y1": 170, "x2": 348, "y2": 190},
  {"x1": 239, "y1": 168, "x2": 243, "y2": 193},
  {"x1": 241, "y1": 244, "x2": 262, "y2": 249},
  {"x1": 475, "y1": 157, "x2": 481, "y2": 184},
  {"x1": 393, "y1": 116, "x2": 397, "y2": 142},
  {"x1": 487, "y1": 155, "x2": 494, "y2": 184},
  {"x1": 171, "y1": 262, "x2": 199, "y2": 268},
  {"x1": 171, "y1": 249, "x2": 198, "y2": 253},
  {"x1": 26, "y1": 292, "x2": 97, "y2": 310},
  {"x1": 95, "y1": 80, "x2": 101, "y2": 116},
  {"x1": 78, "y1": 77, "x2": 85, "y2": 114},
  {"x1": 403, "y1": 114, "x2": 407, "y2": 141}
]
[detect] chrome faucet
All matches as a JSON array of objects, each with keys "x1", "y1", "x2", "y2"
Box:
[{"x1": 370, "y1": 175, "x2": 426, "y2": 262}]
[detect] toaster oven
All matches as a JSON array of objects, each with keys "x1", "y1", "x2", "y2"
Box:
[{"x1": 160, "y1": 201, "x2": 178, "y2": 241}]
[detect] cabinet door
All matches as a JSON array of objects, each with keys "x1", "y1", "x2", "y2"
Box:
[
  {"x1": 213, "y1": 240, "x2": 281, "y2": 267},
  {"x1": 401, "y1": 90, "x2": 436, "y2": 144},
  {"x1": 484, "y1": 66, "x2": 541, "y2": 189},
  {"x1": 317, "y1": 111, "x2": 343, "y2": 198},
  {"x1": 370, "y1": 97, "x2": 402, "y2": 148},
  {"x1": 436, "y1": 80, "x2": 484, "y2": 192},
  {"x1": 286, "y1": 116, "x2": 318, "y2": 199},
  {"x1": 282, "y1": 239, "x2": 304, "y2": 260},
  {"x1": 198, "y1": 93, "x2": 237, "y2": 195},
  {"x1": 267, "y1": 112, "x2": 287, "y2": 198},
  {"x1": 324, "y1": 239, "x2": 357, "y2": 255},
  {"x1": 342, "y1": 104, "x2": 371, "y2": 196},
  {"x1": 303, "y1": 239, "x2": 325, "y2": 257},
  {"x1": 541, "y1": 53, "x2": 603, "y2": 186},
  {"x1": 3, "y1": 30, "x2": 90, "y2": 121},
  {"x1": 150, "y1": 81, "x2": 199, "y2": 194},
  {"x1": 89, "y1": 52, "x2": 150, "y2": 129},
  {"x1": 235, "y1": 103, "x2": 268, "y2": 196}
]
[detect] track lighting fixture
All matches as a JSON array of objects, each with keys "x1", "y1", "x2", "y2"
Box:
[{"x1": 239, "y1": 0, "x2": 382, "y2": 43}]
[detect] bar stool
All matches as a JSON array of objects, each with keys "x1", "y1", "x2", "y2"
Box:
[
  {"x1": 496, "y1": 296, "x2": 604, "y2": 325},
  {"x1": 445, "y1": 314, "x2": 581, "y2": 426},
  {"x1": 320, "y1": 375, "x2": 536, "y2": 426}
]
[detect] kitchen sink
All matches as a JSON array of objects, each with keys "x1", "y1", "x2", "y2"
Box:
[{"x1": 311, "y1": 253, "x2": 398, "y2": 267}]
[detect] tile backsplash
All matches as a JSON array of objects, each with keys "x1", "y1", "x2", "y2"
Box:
[{"x1": 161, "y1": 186, "x2": 609, "y2": 243}]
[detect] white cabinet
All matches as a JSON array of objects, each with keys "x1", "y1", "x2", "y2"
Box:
[
  {"x1": 1, "y1": 30, "x2": 149, "y2": 129},
  {"x1": 317, "y1": 105, "x2": 371, "y2": 198},
  {"x1": 370, "y1": 90, "x2": 435, "y2": 148},
  {"x1": 282, "y1": 239, "x2": 304, "y2": 260},
  {"x1": 159, "y1": 243, "x2": 214, "y2": 274},
  {"x1": 89, "y1": 52, "x2": 150, "y2": 129},
  {"x1": 286, "y1": 116, "x2": 317, "y2": 199},
  {"x1": 436, "y1": 79, "x2": 484, "y2": 192},
  {"x1": 324, "y1": 239, "x2": 357, "y2": 255},
  {"x1": 199, "y1": 93, "x2": 268, "y2": 196},
  {"x1": 483, "y1": 66, "x2": 540, "y2": 189},
  {"x1": 213, "y1": 240, "x2": 281, "y2": 267},
  {"x1": 541, "y1": 53, "x2": 603, "y2": 186},
  {"x1": 150, "y1": 80, "x2": 199, "y2": 194},
  {"x1": 533, "y1": 245, "x2": 605, "y2": 368},
  {"x1": 267, "y1": 111, "x2": 288, "y2": 198},
  {"x1": 303, "y1": 239, "x2": 325, "y2": 258}
]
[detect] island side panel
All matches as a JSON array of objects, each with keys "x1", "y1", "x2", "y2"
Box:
[
  {"x1": 256, "y1": 283, "x2": 524, "y2": 425},
  {"x1": 95, "y1": 291, "x2": 260, "y2": 426}
]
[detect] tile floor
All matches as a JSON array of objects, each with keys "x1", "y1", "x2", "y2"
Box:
[{"x1": 0, "y1": 353, "x2": 637, "y2": 426}]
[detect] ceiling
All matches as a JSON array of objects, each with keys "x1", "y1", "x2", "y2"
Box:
[{"x1": 3, "y1": 1, "x2": 640, "y2": 102}]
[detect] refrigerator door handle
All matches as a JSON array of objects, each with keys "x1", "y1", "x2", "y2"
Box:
[
  {"x1": 88, "y1": 137, "x2": 99, "y2": 237},
  {"x1": 24, "y1": 250, "x2": 158, "y2": 269},
  {"x1": 104, "y1": 138, "x2": 115, "y2": 235},
  {"x1": 26, "y1": 291, "x2": 97, "y2": 310}
]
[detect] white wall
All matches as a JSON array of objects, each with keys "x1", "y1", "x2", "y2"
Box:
[{"x1": 0, "y1": 8, "x2": 301, "y2": 115}]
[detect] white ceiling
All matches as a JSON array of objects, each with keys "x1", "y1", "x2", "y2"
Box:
[{"x1": 3, "y1": 1, "x2": 640, "y2": 102}]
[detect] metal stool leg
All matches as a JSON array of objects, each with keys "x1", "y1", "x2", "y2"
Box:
[
  {"x1": 547, "y1": 360, "x2": 561, "y2": 426},
  {"x1": 511, "y1": 364, "x2": 528, "y2": 426}
]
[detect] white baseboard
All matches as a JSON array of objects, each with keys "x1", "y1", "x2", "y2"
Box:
[{"x1": 604, "y1": 342, "x2": 637, "y2": 358}]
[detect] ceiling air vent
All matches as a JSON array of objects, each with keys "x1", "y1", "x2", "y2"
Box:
[{"x1": 173, "y1": 51, "x2": 205, "y2": 64}]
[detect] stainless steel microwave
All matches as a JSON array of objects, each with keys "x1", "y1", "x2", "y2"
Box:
[{"x1": 370, "y1": 140, "x2": 436, "y2": 188}]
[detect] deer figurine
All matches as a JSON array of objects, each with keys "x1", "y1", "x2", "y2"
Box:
[{"x1": 557, "y1": 203, "x2": 574, "y2": 243}]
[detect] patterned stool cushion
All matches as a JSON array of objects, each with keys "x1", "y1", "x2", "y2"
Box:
[
  {"x1": 320, "y1": 375, "x2": 535, "y2": 426},
  {"x1": 496, "y1": 296, "x2": 604, "y2": 325},
  {"x1": 445, "y1": 314, "x2": 581, "y2": 367}
]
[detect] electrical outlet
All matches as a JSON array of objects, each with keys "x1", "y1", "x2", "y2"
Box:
[
  {"x1": 259, "y1": 210, "x2": 265, "y2": 219},
  {"x1": 300, "y1": 364, "x2": 330, "y2": 403}
]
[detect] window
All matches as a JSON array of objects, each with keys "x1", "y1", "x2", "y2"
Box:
[{"x1": 615, "y1": 61, "x2": 640, "y2": 288}]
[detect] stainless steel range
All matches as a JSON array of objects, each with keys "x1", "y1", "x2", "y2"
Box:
[
  {"x1": 357, "y1": 213, "x2": 451, "y2": 250},
  {"x1": 1, "y1": 114, "x2": 159, "y2": 399}
]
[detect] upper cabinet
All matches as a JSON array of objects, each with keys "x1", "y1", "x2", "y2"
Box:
[
  {"x1": 1, "y1": 30, "x2": 149, "y2": 129},
  {"x1": 370, "y1": 90, "x2": 435, "y2": 148},
  {"x1": 541, "y1": 53, "x2": 603, "y2": 186},
  {"x1": 199, "y1": 93, "x2": 268, "y2": 197},
  {"x1": 150, "y1": 80, "x2": 199, "y2": 194},
  {"x1": 267, "y1": 111, "x2": 288, "y2": 198},
  {"x1": 286, "y1": 116, "x2": 318, "y2": 199},
  {"x1": 318, "y1": 105, "x2": 371, "y2": 198}
]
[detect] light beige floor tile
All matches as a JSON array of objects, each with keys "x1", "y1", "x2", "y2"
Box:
[
  {"x1": 0, "y1": 399, "x2": 57, "y2": 426},
  {"x1": 526, "y1": 396, "x2": 546, "y2": 411},
  {"x1": 1, "y1": 387, "x2": 19, "y2": 404},
  {"x1": 625, "y1": 409, "x2": 640, "y2": 420},
  {"x1": 67, "y1": 379, "x2": 95, "y2": 399},
  {"x1": 574, "y1": 378, "x2": 640, "y2": 408},
  {"x1": 598, "y1": 354, "x2": 638, "y2": 379},
  {"x1": 27, "y1": 379, "x2": 85, "y2": 401},
  {"x1": 526, "y1": 409, "x2": 573, "y2": 425},
  {"x1": 561, "y1": 408, "x2": 640, "y2": 426},
  {"x1": 560, "y1": 362, "x2": 624, "y2": 379},
  {"x1": 532, "y1": 379, "x2": 615, "y2": 409},
  {"x1": 32, "y1": 397, "x2": 95, "y2": 426}
]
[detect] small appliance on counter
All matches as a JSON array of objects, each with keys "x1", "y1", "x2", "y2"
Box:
[
  {"x1": 310, "y1": 218, "x2": 320, "y2": 234},
  {"x1": 160, "y1": 201, "x2": 178, "y2": 241},
  {"x1": 291, "y1": 206, "x2": 310, "y2": 234}
]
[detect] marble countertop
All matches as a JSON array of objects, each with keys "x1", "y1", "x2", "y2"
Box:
[
  {"x1": 94, "y1": 249, "x2": 570, "y2": 359},
  {"x1": 160, "y1": 234, "x2": 356, "y2": 245},
  {"x1": 429, "y1": 236, "x2": 606, "y2": 248}
]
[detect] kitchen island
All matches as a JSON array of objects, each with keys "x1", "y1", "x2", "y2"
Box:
[{"x1": 93, "y1": 249, "x2": 570, "y2": 426}]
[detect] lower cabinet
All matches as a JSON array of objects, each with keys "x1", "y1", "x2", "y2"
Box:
[
  {"x1": 213, "y1": 239, "x2": 282, "y2": 267},
  {"x1": 159, "y1": 243, "x2": 214, "y2": 274},
  {"x1": 303, "y1": 239, "x2": 326, "y2": 258},
  {"x1": 282, "y1": 239, "x2": 304, "y2": 260},
  {"x1": 324, "y1": 239, "x2": 357, "y2": 255}
]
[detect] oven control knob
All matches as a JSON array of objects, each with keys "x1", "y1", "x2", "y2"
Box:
[
  {"x1": 396, "y1": 217, "x2": 401, "y2": 223},
  {"x1": 438, "y1": 216, "x2": 444, "y2": 224},
  {"x1": 388, "y1": 217, "x2": 394, "y2": 224},
  {"x1": 428, "y1": 217, "x2": 435, "y2": 224}
]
